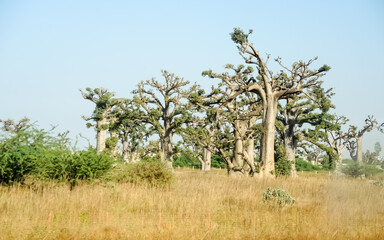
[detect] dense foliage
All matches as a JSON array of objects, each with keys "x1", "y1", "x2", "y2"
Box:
[
  {"x1": 295, "y1": 159, "x2": 321, "y2": 172},
  {"x1": 274, "y1": 145, "x2": 291, "y2": 177},
  {"x1": 341, "y1": 160, "x2": 383, "y2": 178},
  {"x1": 0, "y1": 121, "x2": 114, "y2": 187}
]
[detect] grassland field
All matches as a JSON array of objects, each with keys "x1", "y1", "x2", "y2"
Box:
[{"x1": 1, "y1": 168, "x2": 384, "y2": 240}]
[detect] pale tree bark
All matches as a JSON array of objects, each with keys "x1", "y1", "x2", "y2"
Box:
[
  {"x1": 96, "y1": 119, "x2": 107, "y2": 153},
  {"x1": 198, "y1": 148, "x2": 211, "y2": 171},
  {"x1": 229, "y1": 120, "x2": 246, "y2": 176},
  {"x1": 161, "y1": 131, "x2": 174, "y2": 170},
  {"x1": 284, "y1": 130, "x2": 297, "y2": 177},
  {"x1": 281, "y1": 100, "x2": 299, "y2": 178},
  {"x1": 356, "y1": 136, "x2": 363, "y2": 163},
  {"x1": 258, "y1": 98, "x2": 278, "y2": 178},
  {"x1": 122, "y1": 138, "x2": 130, "y2": 162}
]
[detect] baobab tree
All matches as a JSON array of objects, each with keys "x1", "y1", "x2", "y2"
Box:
[
  {"x1": 80, "y1": 88, "x2": 121, "y2": 153},
  {"x1": 229, "y1": 28, "x2": 330, "y2": 177},
  {"x1": 200, "y1": 64, "x2": 262, "y2": 176},
  {"x1": 110, "y1": 98, "x2": 146, "y2": 162},
  {"x1": 304, "y1": 114, "x2": 353, "y2": 170},
  {"x1": 277, "y1": 87, "x2": 334, "y2": 177},
  {"x1": 133, "y1": 70, "x2": 195, "y2": 169},
  {"x1": 347, "y1": 115, "x2": 384, "y2": 162}
]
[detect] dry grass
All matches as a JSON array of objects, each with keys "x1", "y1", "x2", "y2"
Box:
[{"x1": 1, "y1": 169, "x2": 384, "y2": 239}]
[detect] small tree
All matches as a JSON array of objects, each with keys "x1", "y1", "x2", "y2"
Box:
[
  {"x1": 110, "y1": 99, "x2": 146, "y2": 162},
  {"x1": 200, "y1": 64, "x2": 262, "y2": 176},
  {"x1": 347, "y1": 116, "x2": 384, "y2": 162},
  {"x1": 133, "y1": 70, "x2": 195, "y2": 169},
  {"x1": 80, "y1": 88, "x2": 121, "y2": 153},
  {"x1": 277, "y1": 87, "x2": 334, "y2": 177},
  {"x1": 304, "y1": 114, "x2": 353, "y2": 170}
]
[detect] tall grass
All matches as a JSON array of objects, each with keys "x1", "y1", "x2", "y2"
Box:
[{"x1": 0, "y1": 169, "x2": 383, "y2": 239}]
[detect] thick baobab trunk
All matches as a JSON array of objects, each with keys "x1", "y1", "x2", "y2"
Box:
[
  {"x1": 247, "y1": 138, "x2": 255, "y2": 166},
  {"x1": 122, "y1": 139, "x2": 130, "y2": 162},
  {"x1": 243, "y1": 142, "x2": 256, "y2": 176},
  {"x1": 233, "y1": 127, "x2": 244, "y2": 167},
  {"x1": 96, "y1": 119, "x2": 107, "y2": 153},
  {"x1": 161, "y1": 131, "x2": 174, "y2": 170},
  {"x1": 284, "y1": 124, "x2": 298, "y2": 178},
  {"x1": 109, "y1": 132, "x2": 119, "y2": 158},
  {"x1": 334, "y1": 151, "x2": 343, "y2": 173},
  {"x1": 356, "y1": 136, "x2": 363, "y2": 163},
  {"x1": 229, "y1": 127, "x2": 245, "y2": 176},
  {"x1": 200, "y1": 148, "x2": 211, "y2": 171},
  {"x1": 259, "y1": 99, "x2": 278, "y2": 178}
]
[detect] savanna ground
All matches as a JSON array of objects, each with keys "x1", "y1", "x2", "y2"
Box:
[{"x1": 1, "y1": 169, "x2": 384, "y2": 240}]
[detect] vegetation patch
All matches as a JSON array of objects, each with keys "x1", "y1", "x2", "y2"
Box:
[
  {"x1": 104, "y1": 160, "x2": 174, "y2": 188},
  {"x1": 296, "y1": 159, "x2": 321, "y2": 171},
  {"x1": 341, "y1": 161, "x2": 383, "y2": 178},
  {"x1": 262, "y1": 187, "x2": 295, "y2": 206}
]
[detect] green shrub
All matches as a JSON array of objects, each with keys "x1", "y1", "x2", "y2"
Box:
[
  {"x1": 105, "y1": 161, "x2": 173, "y2": 188},
  {"x1": 0, "y1": 120, "x2": 114, "y2": 187},
  {"x1": 211, "y1": 154, "x2": 227, "y2": 169},
  {"x1": 274, "y1": 145, "x2": 291, "y2": 177},
  {"x1": 295, "y1": 159, "x2": 321, "y2": 171},
  {"x1": 363, "y1": 164, "x2": 383, "y2": 178},
  {"x1": 341, "y1": 161, "x2": 383, "y2": 178},
  {"x1": 0, "y1": 144, "x2": 36, "y2": 185},
  {"x1": 0, "y1": 125, "x2": 48, "y2": 185},
  {"x1": 262, "y1": 187, "x2": 295, "y2": 205},
  {"x1": 173, "y1": 153, "x2": 201, "y2": 168},
  {"x1": 35, "y1": 149, "x2": 114, "y2": 188},
  {"x1": 321, "y1": 153, "x2": 338, "y2": 170},
  {"x1": 341, "y1": 162, "x2": 364, "y2": 178}
]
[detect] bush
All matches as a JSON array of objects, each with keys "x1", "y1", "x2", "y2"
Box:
[
  {"x1": 0, "y1": 120, "x2": 114, "y2": 187},
  {"x1": 341, "y1": 162, "x2": 383, "y2": 178},
  {"x1": 0, "y1": 125, "x2": 48, "y2": 185},
  {"x1": 105, "y1": 161, "x2": 173, "y2": 188},
  {"x1": 35, "y1": 149, "x2": 114, "y2": 188},
  {"x1": 321, "y1": 153, "x2": 338, "y2": 170},
  {"x1": 274, "y1": 145, "x2": 291, "y2": 177},
  {"x1": 211, "y1": 154, "x2": 227, "y2": 169},
  {"x1": 173, "y1": 153, "x2": 201, "y2": 168},
  {"x1": 262, "y1": 187, "x2": 295, "y2": 206},
  {"x1": 363, "y1": 164, "x2": 383, "y2": 178},
  {"x1": 0, "y1": 144, "x2": 36, "y2": 185},
  {"x1": 295, "y1": 159, "x2": 321, "y2": 171},
  {"x1": 341, "y1": 162, "x2": 364, "y2": 178}
]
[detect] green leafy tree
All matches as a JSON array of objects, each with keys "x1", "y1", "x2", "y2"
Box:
[
  {"x1": 110, "y1": 98, "x2": 146, "y2": 162},
  {"x1": 303, "y1": 114, "x2": 353, "y2": 170},
  {"x1": 198, "y1": 64, "x2": 262, "y2": 176},
  {"x1": 277, "y1": 87, "x2": 334, "y2": 177},
  {"x1": 133, "y1": 70, "x2": 195, "y2": 169},
  {"x1": 347, "y1": 116, "x2": 384, "y2": 162},
  {"x1": 80, "y1": 88, "x2": 121, "y2": 153}
]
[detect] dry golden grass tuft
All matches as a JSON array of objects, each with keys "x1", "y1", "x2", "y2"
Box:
[{"x1": 1, "y1": 169, "x2": 384, "y2": 239}]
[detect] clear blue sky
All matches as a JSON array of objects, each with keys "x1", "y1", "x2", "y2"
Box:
[{"x1": 0, "y1": 0, "x2": 383, "y2": 156}]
